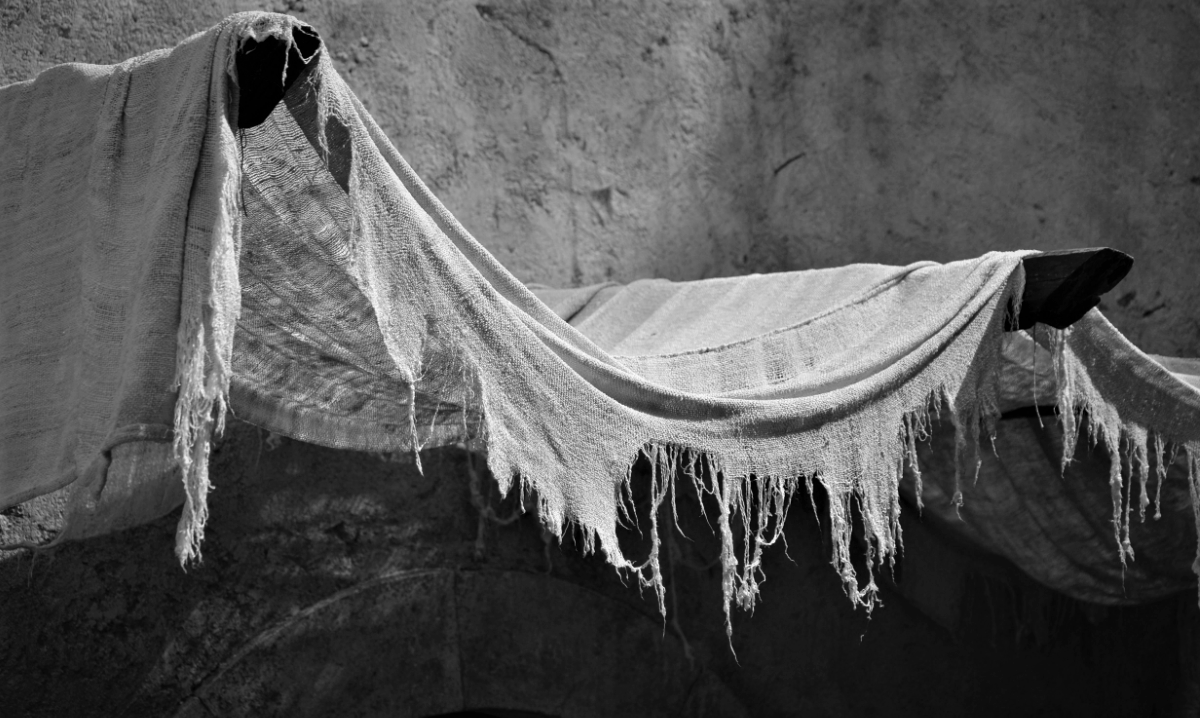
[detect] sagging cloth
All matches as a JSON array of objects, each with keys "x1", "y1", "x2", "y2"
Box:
[{"x1": 2, "y1": 14, "x2": 1197, "y2": 632}]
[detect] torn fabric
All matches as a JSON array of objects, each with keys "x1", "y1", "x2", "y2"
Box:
[
  {"x1": 2, "y1": 13, "x2": 1197, "y2": 632},
  {"x1": 898, "y1": 316, "x2": 1200, "y2": 605}
]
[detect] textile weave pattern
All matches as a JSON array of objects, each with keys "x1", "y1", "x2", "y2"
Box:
[{"x1": 3, "y1": 13, "x2": 1198, "y2": 631}]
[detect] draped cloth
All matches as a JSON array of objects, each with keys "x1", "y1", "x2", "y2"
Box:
[
  {"x1": 1, "y1": 13, "x2": 1197, "y2": 630},
  {"x1": 536, "y1": 283, "x2": 1200, "y2": 607},
  {"x1": 899, "y1": 314, "x2": 1200, "y2": 605}
]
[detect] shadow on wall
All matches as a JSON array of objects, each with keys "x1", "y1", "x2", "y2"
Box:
[
  {"x1": 170, "y1": 567, "x2": 746, "y2": 717},
  {"x1": 1, "y1": 419, "x2": 1191, "y2": 717}
]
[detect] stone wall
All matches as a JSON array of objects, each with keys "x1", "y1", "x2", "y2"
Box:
[{"x1": 4, "y1": 0, "x2": 1199, "y2": 353}]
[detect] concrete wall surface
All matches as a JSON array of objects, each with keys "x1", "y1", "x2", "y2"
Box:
[{"x1": 3, "y1": 0, "x2": 1199, "y2": 354}]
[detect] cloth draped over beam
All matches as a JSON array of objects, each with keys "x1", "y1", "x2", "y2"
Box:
[
  {"x1": 1, "y1": 13, "x2": 1197, "y2": 630},
  {"x1": 900, "y1": 314, "x2": 1200, "y2": 605},
  {"x1": 532, "y1": 285, "x2": 1200, "y2": 606}
]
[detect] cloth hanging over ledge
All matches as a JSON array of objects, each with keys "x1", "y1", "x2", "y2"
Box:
[
  {"x1": 2, "y1": 13, "x2": 1197, "y2": 629},
  {"x1": 531, "y1": 285, "x2": 1200, "y2": 607},
  {"x1": 894, "y1": 317, "x2": 1200, "y2": 605}
]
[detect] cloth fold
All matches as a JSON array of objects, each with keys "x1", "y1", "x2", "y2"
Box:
[{"x1": 901, "y1": 317, "x2": 1200, "y2": 604}]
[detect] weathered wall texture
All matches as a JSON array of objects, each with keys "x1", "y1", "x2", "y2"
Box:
[{"x1": 3, "y1": 0, "x2": 1199, "y2": 353}]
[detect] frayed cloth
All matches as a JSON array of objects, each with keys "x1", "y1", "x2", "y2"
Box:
[
  {"x1": 888, "y1": 319, "x2": 1200, "y2": 606},
  {"x1": 0, "y1": 13, "x2": 302, "y2": 560},
  {"x1": 3, "y1": 13, "x2": 1195, "y2": 631},
  {"x1": 1048, "y1": 313, "x2": 1200, "y2": 593}
]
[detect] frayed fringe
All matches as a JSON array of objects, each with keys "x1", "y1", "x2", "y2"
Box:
[
  {"x1": 1044, "y1": 322, "x2": 1200, "y2": 604},
  {"x1": 543, "y1": 384, "x2": 991, "y2": 643},
  {"x1": 173, "y1": 18, "x2": 255, "y2": 566},
  {"x1": 1051, "y1": 324, "x2": 1157, "y2": 565},
  {"x1": 172, "y1": 315, "x2": 216, "y2": 566},
  {"x1": 466, "y1": 267, "x2": 1022, "y2": 639},
  {"x1": 172, "y1": 176, "x2": 239, "y2": 566},
  {"x1": 174, "y1": 25, "x2": 1041, "y2": 631},
  {"x1": 174, "y1": 14, "x2": 328, "y2": 565}
]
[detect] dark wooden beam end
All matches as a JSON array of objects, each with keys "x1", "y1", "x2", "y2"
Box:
[
  {"x1": 1009, "y1": 248, "x2": 1134, "y2": 331},
  {"x1": 235, "y1": 25, "x2": 322, "y2": 129}
]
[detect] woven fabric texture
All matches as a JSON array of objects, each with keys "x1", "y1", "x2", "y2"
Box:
[
  {"x1": 3, "y1": 13, "x2": 1197, "y2": 628},
  {"x1": 898, "y1": 316, "x2": 1200, "y2": 605}
]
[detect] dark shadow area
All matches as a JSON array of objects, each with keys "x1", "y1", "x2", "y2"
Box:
[{"x1": 236, "y1": 24, "x2": 321, "y2": 129}]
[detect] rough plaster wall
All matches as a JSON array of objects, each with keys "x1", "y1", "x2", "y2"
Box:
[{"x1": 3, "y1": 0, "x2": 1199, "y2": 353}]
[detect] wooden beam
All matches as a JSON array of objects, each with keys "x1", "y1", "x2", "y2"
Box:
[
  {"x1": 1010, "y1": 248, "x2": 1134, "y2": 330},
  {"x1": 234, "y1": 25, "x2": 321, "y2": 129}
]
